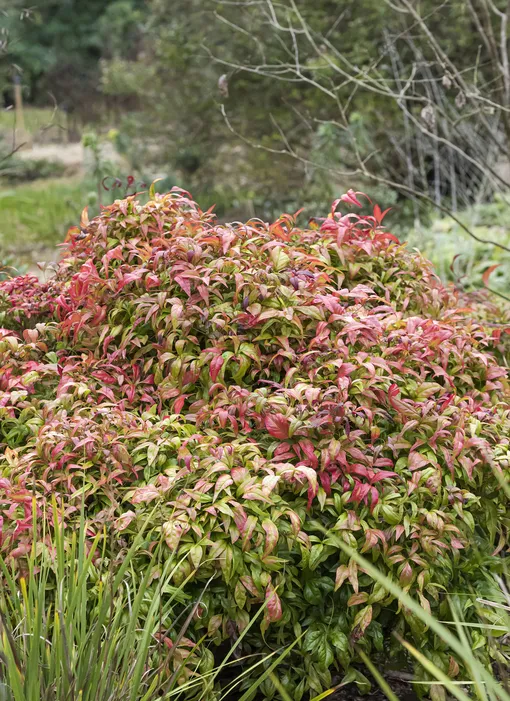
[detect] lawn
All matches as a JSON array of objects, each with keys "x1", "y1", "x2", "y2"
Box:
[
  {"x1": 0, "y1": 106, "x2": 65, "y2": 139},
  {"x1": 0, "y1": 176, "x2": 87, "y2": 257}
]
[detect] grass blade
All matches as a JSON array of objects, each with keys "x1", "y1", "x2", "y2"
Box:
[{"x1": 355, "y1": 645, "x2": 401, "y2": 701}]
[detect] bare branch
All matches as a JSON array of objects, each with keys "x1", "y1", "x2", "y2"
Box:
[
  {"x1": 220, "y1": 103, "x2": 510, "y2": 255},
  {"x1": 209, "y1": 0, "x2": 510, "y2": 273}
]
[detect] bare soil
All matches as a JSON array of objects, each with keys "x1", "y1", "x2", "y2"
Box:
[
  {"x1": 17, "y1": 141, "x2": 123, "y2": 169},
  {"x1": 331, "y1": 679, "x2": 418, "y2": 700}
]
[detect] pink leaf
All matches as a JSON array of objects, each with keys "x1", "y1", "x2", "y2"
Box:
[
  {"x1": 162, "y1": 519, "x2": 187, "y2": 551},
  {"x1": 399, "y1": 561, "x2": 413, "y2": 585},
  {"x1": 335, "y1": 565, "x2": 349, "y2": 591},
  {"x1": 262, "y1": 518, "x2": 279, "y2": 557},
  {"x1": 265, "y1": 583, "x2": 282, "y2": 622},
  {"x1": 340, "y1": 189, "x2": 363, "y2": 207},
  {"x1": 174, "y1": 274, "x2": 191, "y2": 296},
  {"x1": 9, "y1": 543, "x2": 32, "y2": 559},
  {"x1": 352, "y1": 605, "x2": 373, "y2": 640},
  {"x1": 453, "y1": 429, "x2": 465, "y2": 457},
  {"x1": 131, "y1": 484, "x2": 161, "y2": 504},
  {"x1": 114, "y1": 510, "x2": 136, "y2": 531},
  {"x1": 213, "y1": 474, "x2": 234, "y2": 500},
  {"x1": 240, "y1": 576, "x2": 260, "y2": 597},
  {"x1": 348, "y1": 592, "x2": 369, "y2": 606}
]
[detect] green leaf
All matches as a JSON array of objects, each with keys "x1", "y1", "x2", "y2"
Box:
[
  {"x1": 235, "y1": 580, "x2": 247, "y2": 608},
  {"x1": 147, "y1": 443, "x2": 159, "y2": 467},
  {"x1": 330, "y1": 627, "x2": 349, "y2": 654},
  {"x1": 304, "y1": 580, "x2": 323, "y2": 605},
  {"x1": 317, "y1": 638, "x2": 334, "y2": 670},
  {"x1": 309, "y1": 543, "x2": 325, "y2": 570},
  {"x1": 270, "y1": 246, "x2": 290, "y2": 271}
]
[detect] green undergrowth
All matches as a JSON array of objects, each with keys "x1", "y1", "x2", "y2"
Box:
[
  {"x1": 407, "y1": 195, "x2": 510, "y2": 297},
  {"x1": 0, "y1": 177, "x2": 86, "y2": 252}
]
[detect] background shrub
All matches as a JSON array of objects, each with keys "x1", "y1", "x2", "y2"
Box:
[
  {"x1": 0, "y1": 189, "x2": 509, "y2": 698},
  {"x1": 1, "y1": 157, "x2": 67, "y2": 184}
]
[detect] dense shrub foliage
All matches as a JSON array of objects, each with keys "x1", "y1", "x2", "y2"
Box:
[{"x1": 0, "y1": 189, "x2": 509, "y2": 698}]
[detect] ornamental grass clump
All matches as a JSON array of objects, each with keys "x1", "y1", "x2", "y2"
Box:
[{"x1": 0, "y1": 187, "x2": 509, "y2": 698}]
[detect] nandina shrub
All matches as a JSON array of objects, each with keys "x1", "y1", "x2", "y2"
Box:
[
  {"x1": 0, "y1": 188, "x2": 509, "y2": 698},
  {"x1": 0, "y1": 275, "x2": 59, "y2": 332}
]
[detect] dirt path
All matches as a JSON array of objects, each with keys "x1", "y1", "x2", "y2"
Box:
[
  {"x1": 18, "y1": 142, "x2": 84, "y2": 167},
  {"x1": 17, "y1": 141, "x2": 121, "y2": 168}
]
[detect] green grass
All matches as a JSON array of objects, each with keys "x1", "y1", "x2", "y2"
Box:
[
  {"x1": 342, "y1": 543, "x2": 510, "y2": 701},
  {"x1": 0, "y1": 177, "x2": 88, "y2": 255},
  {"x1": 3, "y1": 514, "x2": 509, "y2": 701},
  {"x1": 0, "y1": 107, "x2": 64, "y2": 138},
  {"x1": 0, "y1": 503, "x2": 313, "y2": 701},
  {"x1": 0, "y1": 173, "x2": 166, "y2": 267},
  {"x1": 0, "y1": 503, "x2": 207, "y2": 701}
]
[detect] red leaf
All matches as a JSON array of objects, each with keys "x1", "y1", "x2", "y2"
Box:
[
  {"x1": 482, "y1": 264, "x2": 500, "y2": 287},
  {"x1": 373, "y1": 204, "x2": 392, "y2": 224},
  {"x1": 210, "y1": 355, "x2": 224, "y2": 382},
  {"x1": 173, "y1": 394, "x2": 188, "y2": 414},
  {"x1": 348, "y1": 481, "x2": 371, "y2": 504},
  {"x1": 370, "y1": 470, "x2": 397, "y2": 483},
  {"x1": 319, "y1": 471, "x2": 331, "y2": 495},
  {"x1": 145, "y1": 273, "x2": 160, "y2": 289},
  {"x1": 264, "y1": 413, "x2": 290, "y2": 439},
  {"x1": 449, "y1": 253, "x2": 462, "y2": 274},
  {"x1": 174, "y1": 274, "x2": 191, "y2": 296},
  {"x1": 299, "y1": 439, "x2": 317, "y2": 465}
]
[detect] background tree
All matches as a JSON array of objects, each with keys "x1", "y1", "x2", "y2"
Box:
[
  {"x1": 3, "y1": 0, "x2": 510, "y2": 295},
  {"x1": 206, "y1": 0, "x2": 510, "y2": 219},
  {"x1": 1, "y1": 0, "x2": 143, "y2": 118},
  {"x1": 94, "y1": 0, "x2": 510, "y2": 237}
]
